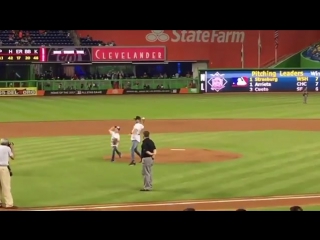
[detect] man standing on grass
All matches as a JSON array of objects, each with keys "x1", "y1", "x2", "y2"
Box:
[
  {"x1": 140, "y1": 131, "x2": 156, "y2": 191},
  {"x1": 0, "y1": 138, "x2": 16, "y2": 209},
  {"x1": 303, "y1": 87, "x2": 308, "y2": 104}
]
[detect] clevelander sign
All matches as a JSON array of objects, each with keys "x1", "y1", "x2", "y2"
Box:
[
  {"x1": 92, "y1": 46, "x2": 166, "y2": 62},
  {"x1": 0, "y1": 87, "x2": 37, "y2": 96},
  {"x1": 145, "y1": 30, "x2": 245, "y2": 43}
]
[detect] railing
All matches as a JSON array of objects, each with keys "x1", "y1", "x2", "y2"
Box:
[
  {"x1": 0, "y1": 81, "x2": 37, "y2": 88},
  {"x1": 0, "y1": 78, "x2": 198, "y2": 91}
]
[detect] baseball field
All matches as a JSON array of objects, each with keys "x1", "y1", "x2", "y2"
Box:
[{"x1": 1, "y1": 93, "x2": 320, "y2": 211}]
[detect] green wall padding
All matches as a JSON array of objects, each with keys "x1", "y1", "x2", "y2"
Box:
[
  {"x1": 299, "y1": 44, "x2": 320, "y2": 68},
  {"x1": 272, "y1": 52, "x2": 301, "y2": 68},
  {"x1": 300, "y1": 53, "x2": 320, "y2": 68}
]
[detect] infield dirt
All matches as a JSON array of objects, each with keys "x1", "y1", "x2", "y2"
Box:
[
  {"x1": 1, "y1": 118, "x2": 320, "y2": 210},
  {"x1": 103, "y1": 148, "x2": 242, "y2": 163}
]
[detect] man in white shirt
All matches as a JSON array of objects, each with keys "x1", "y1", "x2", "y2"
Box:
[
  {"x1": 109, "y1": 126, "x2": 121, "y2": 162},
  {"x1": 0, "y1": 138, "x2": 16, "y2": 209},
  {"x1": 129, "y1": 116, "x2": 145, "y2": 166}
]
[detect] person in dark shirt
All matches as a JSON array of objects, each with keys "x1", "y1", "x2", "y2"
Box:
[{"x1": 140, "y1": 131, "x2": 156, "y2": 191}]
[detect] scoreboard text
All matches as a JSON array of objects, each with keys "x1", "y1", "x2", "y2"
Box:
[
  {"x1": 200, "y1": 69, "x2": 320, "y2": 93},
  {"x1": 0, "y1": 48, "x2": 41, "y2": 62}
]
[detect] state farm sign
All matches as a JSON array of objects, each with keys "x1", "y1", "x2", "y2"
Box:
[
  {"x1": 145, "y1": 30, "x2": 245, "y2": 43},
  {"x1": 92, "y1": 46, "x2": 166, "y2": 62}
]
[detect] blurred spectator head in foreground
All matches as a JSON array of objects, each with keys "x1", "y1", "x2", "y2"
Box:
[
  {"x1": 183, "y1": 208, "x2": 196, "y2": 211},
  {"x1": 290, "y1": 206, "x2": 303, "y2": 211}
]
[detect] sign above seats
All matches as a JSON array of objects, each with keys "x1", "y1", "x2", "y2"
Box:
[
  {"x1": 92, "y1": 46, "x2": 166, "y2": 62},
  {"x1": 0, "y1": 46, "x2": 166, "y2": 63}
]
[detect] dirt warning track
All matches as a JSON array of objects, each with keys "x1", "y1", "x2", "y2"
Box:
[{"x1": 0, "y1": 118, "x2": 319, "y2": 211}]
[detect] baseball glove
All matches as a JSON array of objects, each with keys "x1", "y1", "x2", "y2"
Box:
[
  {"x1": 112, "y1": 138, "x2": 118, "y2": 145},
  {"x1": 7, "y1": 165, "x2": 12, "y2": 177}
]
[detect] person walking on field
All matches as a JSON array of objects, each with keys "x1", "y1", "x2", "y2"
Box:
[
  {"x1": 140, "y1": 131, "x2": 156, "y2": 191},
  {"x1": 0, "y1": 138, "x2": 16, "y2": 209},
  {"x1": 303, "y1": 87, "x2": 308, "y2": 104},
  {"x1": 109, "y1": 126, "x2": 121, "y2": 162},
  {"x1": 129, "y1": 116, "x2": 145, "y2": 166}
]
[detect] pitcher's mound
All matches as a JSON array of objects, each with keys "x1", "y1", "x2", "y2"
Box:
[{"x1": 103, "y1": 148, "x2": 241, "y2": 163}]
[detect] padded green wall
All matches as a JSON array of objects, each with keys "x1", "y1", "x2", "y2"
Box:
[
  {"x1": 300, "y1": 52, "x2": 320, "y2": 68},
  {"x1": 271, "y1": 52, "x2": 301, "y2": 68}
]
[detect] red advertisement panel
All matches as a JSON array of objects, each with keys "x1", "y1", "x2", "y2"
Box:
[
  {"x1": 92, "y1": 46, "x2": 166, "y2": 62},
  {"x1": 79, "y1": 30, "x2": 320, "y2": 67}
]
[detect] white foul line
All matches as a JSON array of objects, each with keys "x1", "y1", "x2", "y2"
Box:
[{"x1": 29, "y1": 194, "x2": 320, "y2": 211}]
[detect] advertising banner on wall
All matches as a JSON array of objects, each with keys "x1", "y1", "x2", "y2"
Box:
[
  {"x1": 123, "y1": 89, "x2": 180, "y2": 94},
  {"x1": 0, "y1": 87, "x2": 37, "y2": 96},
  {"x1": 78, "y1": 30, "x2": 320, "y2": 68},
  {"x1": 106, "y1": 88, "x2": 192, "y2": 94},
  {"x1": 44, "y1": 90, "x2": 106, "y2": 96},
  {"x1": 92, "y1": 46, "x2": 166, "y2": 62}
]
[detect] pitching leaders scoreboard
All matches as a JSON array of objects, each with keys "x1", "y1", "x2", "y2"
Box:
[{"x1": 199, "y1": 69, "x2": 320, "y2": 93}]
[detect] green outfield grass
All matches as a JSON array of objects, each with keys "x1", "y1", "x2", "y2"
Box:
[
  {"x1": 3, "y1": 94, "x2": 320, "y2": 207},
  {"x1": 11, "y1": 131, "x2": 320, "y2": 207},
  {"x1": 0, "y1": 94, "x2": 320, "y2": 122}
]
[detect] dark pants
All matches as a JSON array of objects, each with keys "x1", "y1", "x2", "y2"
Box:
[
  {"x1": 111, "y1": 146, "x2": 121, "y2": 162},
  {"x1": 303, "y1": 94, "x2": 308, "y2": 104}
]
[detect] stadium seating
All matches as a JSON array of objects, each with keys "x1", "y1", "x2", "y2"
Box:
[
  {"x1": 0, "y1": 30, "x2": 74, "y2": 46},
  {"x1": 79, "y1": 37, "x2": 104, "y2": 46},
  {"x1": 0, "y1": 30, "x2": 107, "y2": 47},
  {"x1": 77, "y1": 31, "x2": 109, "y2": 46},
  {"x1": 302, "y1": 44, "x2": 320, "y2": 61}
]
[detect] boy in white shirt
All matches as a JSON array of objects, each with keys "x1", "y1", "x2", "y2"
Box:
[
  {"x1": 129, "y1": 116, "x2": 145, "y2": 166},
  {"x1": 109, "y1": 126, "x2": 121, "y2": 162}
]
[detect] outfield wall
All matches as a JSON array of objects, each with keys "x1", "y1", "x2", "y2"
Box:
[
  {"x1": 0, "y1": 78, "x2": 199, "y2": 96},
  {"x1": 300, "y1": 54, "x2": 320, "y2": 68},
  {"x1": 272, "y1": 52, "x2": 301, "y2": 68},
  {"x1": 272, "y1": 45, "x2": 320, "y2": 69}
]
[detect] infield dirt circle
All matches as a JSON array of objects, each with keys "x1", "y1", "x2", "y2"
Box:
[
  {"x1": 1, "y1": 119, "x2": 320, "y2": 210},
  {"x1": 104, "y1": 148, "x2": 241, "y2": 163}
]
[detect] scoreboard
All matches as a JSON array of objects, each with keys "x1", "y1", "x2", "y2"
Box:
[
  {"x1": 0, "y1": 47, "x2": 43, "y2": 62},
  {"x1": 199, "y1": 69, "x2": 320, "y2": 93},
  {"x1": 0, "y1": 47, "x2": 92, "y2": 63}
]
